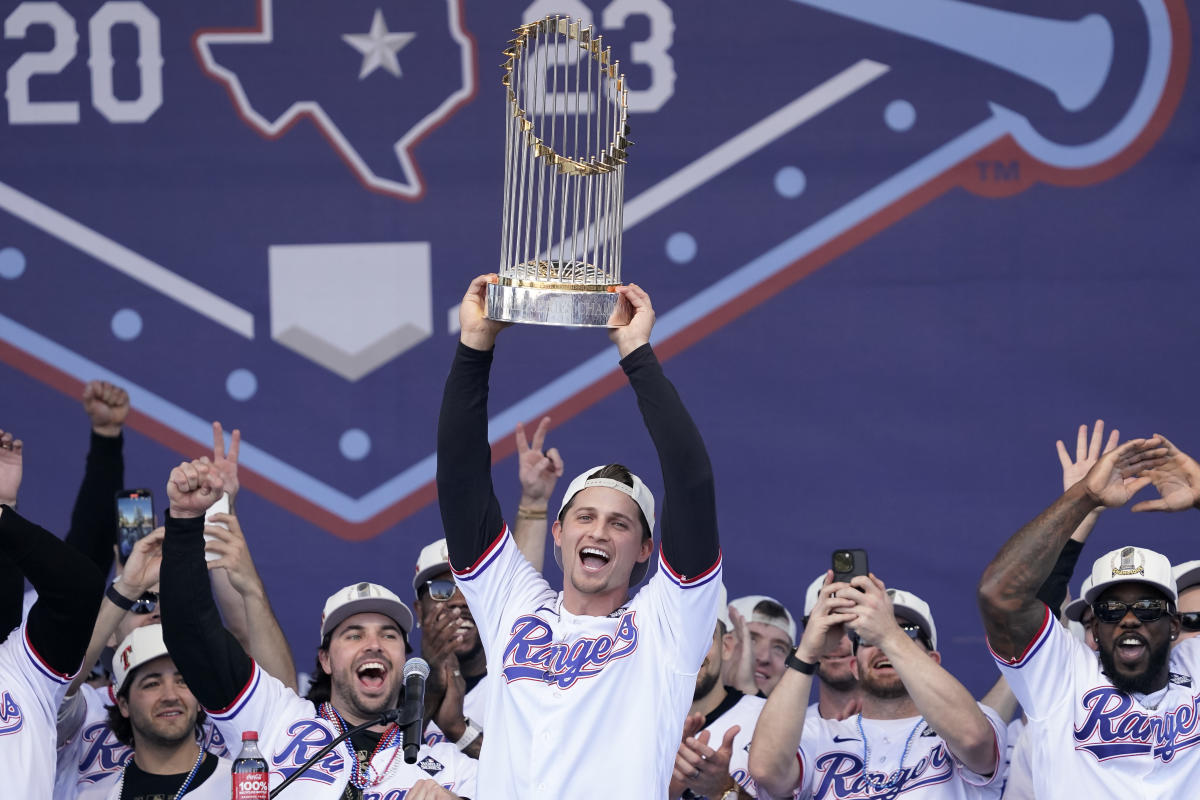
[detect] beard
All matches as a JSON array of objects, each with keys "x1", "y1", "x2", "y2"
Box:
[
  {"x1": 693, "y1": 664, "x2": 721, "y2": 702},
  {"x1": 858, "y1": 667, "x2": 907, "y2": 700},
  {"x1": 1099, "y1": 636, "x2": 1172, "y2": 695},
  {"x1": 817, "y1": 662, "x2": 858, "y2": 693}
]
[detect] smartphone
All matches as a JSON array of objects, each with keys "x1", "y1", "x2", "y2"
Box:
[
  {"x1": 832, "y1": 548, "x2": 869, "y2": 583},
  {"x1": 116, "y1": 489, "x2": 155, "y2": 563},
  {"x1": 203, "y1": 492, "x2": 230, "y2": 562}
]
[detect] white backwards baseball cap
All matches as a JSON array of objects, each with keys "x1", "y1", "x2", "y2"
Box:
[
  {"x1": 887, "y1": 588, "x2": 938, "y2": 651},
  {"x1": 729, "y1": 594, "x2": 797, "y2": 645},
  {"x1": 1064, "y1": 575, "x2": 1094, "y2": 623},
  {"x1": 1084, "y1": 546, "x2": 1177, "y2": 605},
  {"x1": 1172, "y1": 560, "x2": 1200, "y2": 595},
  {"x1": 413, "y1": 538, "x2": 452, "y2": 595},
  {"x1": 554, "y1": 465, "x2": 657, "y2": 586},
  {"x1": 113, "y1": 624, "x2": 170, "y2": 694},
  {"x1": 320, "y1": 582, "x2": 414, "y2": 641}
]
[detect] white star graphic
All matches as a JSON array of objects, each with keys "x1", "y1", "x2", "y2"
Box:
[{"x1": 342, "y1": 9, "x2": 415, "y2": 80}]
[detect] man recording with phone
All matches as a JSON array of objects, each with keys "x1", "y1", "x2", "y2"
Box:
[{"x1": 750, "y1": 572, "x2": 1003, "y2": 799}]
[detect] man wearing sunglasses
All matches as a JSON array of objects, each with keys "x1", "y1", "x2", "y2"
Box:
[
  {"x1": 750, "y1": 576, "x2": 1004, "y2": 799},
  {"x1": 979, "y1": 433, "x2": 1200, "y2": 795},
  {"x1": 1171, "y1": 561, "x2": 1200, "y2": 644}
]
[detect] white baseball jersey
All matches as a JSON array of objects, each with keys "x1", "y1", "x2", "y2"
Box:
[
  {"x1": 998, "y1": 721, "x2": 1032, "y2": 800},
  {"x1": 207, "y1": 661, "x2": 477, "y2": 799},
  {"x1": 452, "y1": 527, "x2": 722, "y2": 799},
  {"x1": 423, "y1": 673, "x2": 489, "y2": 747},
  {"x1": 696, "y1": 690, "x2": 765, "y2": 798},
  {"x1": 994, "y1": 605, "x2": 1200, "y2": 798},
  {"x1": 55, "y1": 682, "x2": 230, "y2": 800},
  {"x1": 0, "y1": 621, "x2": 80, "y2": 799},
  {"x1": 793, "y1": 704, "x2": 1006, "y2": 800},
  {"x1": 75, "y1": 754, "x2": 233, "y2": 800}
]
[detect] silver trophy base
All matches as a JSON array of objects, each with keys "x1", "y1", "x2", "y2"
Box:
[{"x1": 486, "y1": 282, "x2": 628, "y2": 327}]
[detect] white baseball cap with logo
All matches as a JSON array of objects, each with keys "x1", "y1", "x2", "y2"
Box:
[
  {"x1": 728, "y1": 594, "x2": 797, "y2": 645},
  {"x1": 554, "y1": 465, "x2": 657, "y2": 586},
  {"x1": 413, "y1": 538, "x2": 452, "y2": 595},
  {"x1": 887, "y1": 588, "x2": 938, "y2": 651},
  {"x1": 803, "y1": 574, "x2": 825, "y2": 618},
  {"x1": 320, "y1": 582, "x2": 414, "y2": 641},
  {"x1": 1084, "y1": 546, "x2": 1178, "y2": 605},
  {"x1": 113, "y1": 623, "x2": 171, "y2": 694}
]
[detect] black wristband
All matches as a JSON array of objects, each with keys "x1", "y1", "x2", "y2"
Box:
[
  {"x1": 785, "y1": 651, "x2": 817, "y2": 675},
  {"x1": 105, "y1": 582, "x2": 136, "y2": 611}
]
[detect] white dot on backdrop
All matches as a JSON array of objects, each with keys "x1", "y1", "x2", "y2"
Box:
[
  {"x1": 226, "y1": 369, "x2": 258, "y2": 401},
  {"x1": 884, "y1": 100, "x2": 916, "y2": 132},
  {"x1": 665, "y1": 232, "x2": 697, "y2": 264},
  {"x1": 340, "y1": 429, "x2": 372, "y2": 461},
  {"x1": 111, "y1": 309, "x2": 143, "y2": 341},
  {"x1": 774, "y1": 167, "x2": 807, "y2": 199},
  {"x1": 0, "y1": 248, "x2": 25, "y2": 279}
]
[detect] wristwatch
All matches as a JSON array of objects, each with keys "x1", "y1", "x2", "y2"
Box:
[
  {"x1": 785, "y1": 650, "x2": 817, "y2": 675},
  {"x1": 105, "y1": 580, "x2": 137, "y2": 611}
]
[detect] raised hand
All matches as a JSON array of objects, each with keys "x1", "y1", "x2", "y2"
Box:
[
  {"x1": 0, "y1": 430, "x2": 23, "y2": 507},
  {"x1": 797, "y1": 572, "x2": 857, "y2": 662},
  {"x1": 516, "y1": 417, "x2": 563, "y2": 507},
  {"x1": 210, "y1": 422, "x2": 241, "y2": 504},
  {"x1": 720, "y1": 604, "x2": 757, "y2": 696},
  {"x1": 458, "y1": 274, "x2": 510, "y2": 352},
  {"x1": 608, "y1": 283, "x2": 654, "y2": 358},
  {"x1": 1132, "y1": 435, "x2": 1200, "y2": 513},
  {"x1": 1057, "y1": 420, "x2": 1119, "y2": 491},
  {"x1": 81, "y1": 380, "x2": 130, "y2": 437},
  {"x1": 118, "y1": 528, "x2": 164, "y2": 596},
  {"x1": 166, "y1": 459, "x2": 225, "y2": 519},
  {"x1": 203, "y1": 514, "x2": 264, "y2": 597},
  {"x1": 1082, "y1": 437, "x2": 1167, "y2": 508},
  {"x1": 431, "y1": 655, "x2": 468, "y2": 741},
  {"x1": 674, "y1": 725, "x2": 741, "y2": 799}
]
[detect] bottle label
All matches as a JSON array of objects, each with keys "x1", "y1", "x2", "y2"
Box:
[{"x1": 232, "y1": 773, "x2": 270, "y2": 800}]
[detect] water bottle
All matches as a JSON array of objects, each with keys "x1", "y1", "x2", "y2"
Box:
[{"x1": 232, "y1": 731, "x2": 269, "y2": 800}]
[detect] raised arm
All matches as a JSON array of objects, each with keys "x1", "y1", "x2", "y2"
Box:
[
  {"x1": 749, "y1": 574, "x2": 854, "y2": 797},
  {"x1": 1130, "y1": 434, "x2": 1200, "y2": 513},
  {"x1": 609, "y1": 284, "x2": 719, "y2": 576},
  {"x1": 66, "y1": 381, "x2": 129, "y2": 574},
  {"x1": 511, "y1": 417, "x2": 562, "y2": 571},
  {"x1": 437, "y1": 275, "x2": 510, "y2": 571},
  {"x1": 0, "y1": 505, "x2": 104, "y2": 677},
  {"x1": 159, "y1": 459, "x2": 254, "y2": 712},
  {"x1": 205, "y1": 512, "x2": 298, "y2": 690},
  {"x1": 0, "y1": 431, "x2": 25, "y2": 635},
  {"x1": 979, "y1": 438, "x2": 1165, "y2": 661}
]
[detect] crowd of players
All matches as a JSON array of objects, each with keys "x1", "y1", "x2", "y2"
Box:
[{"x1": 2, "y1": 277, "x2": 1199, "y2": 799}]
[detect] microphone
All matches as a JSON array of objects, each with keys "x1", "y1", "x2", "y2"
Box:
[{"x1": 401, "y1": 658, "x2": 429, "y2": 764}]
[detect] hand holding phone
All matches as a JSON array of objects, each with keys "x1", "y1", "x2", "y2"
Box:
[
  {"x1": 832, "y1": 548, "x2": 869, "y2": 583},
  {"x1": 116, "y1": 490, "x2": 155, "y2": 564},
  {"x1": 203, "y1": 493, "x2": 230, "y2": 562}
]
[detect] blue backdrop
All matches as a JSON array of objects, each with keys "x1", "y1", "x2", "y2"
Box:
[{"x1": 1, "y1": 0, "x2": 1197, "y2": 696}]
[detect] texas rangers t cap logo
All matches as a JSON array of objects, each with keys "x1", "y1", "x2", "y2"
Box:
[
  {"x1": 119, "y1": 645, "x2": 132, "y2": 671},
  {"x1": 1111, "y1": 546, "x2": 1145, "y2": 577}
]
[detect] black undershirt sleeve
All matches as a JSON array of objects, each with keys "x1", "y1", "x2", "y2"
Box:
[
  {"x1": 65, "y1": 432, "x2": 124, "y2": 576},
  {"x1": 1036, "y1": 538, "x2": 1086, "y2": 614},
  {"x1": 0, "y1": 506, "x2": 104, "y2": 675},
  {"x1": 621, "y1": 344, "x2": 720, "y2": 578},
  {"x1": 160, "y1": 512, "x2": 253, "y2": 711},
  {"x1": 436, "y1": 343, "x2": 506, "y2": 573},
  {"x1": 0, "y1": 554, "x2": 22, "y2": 638}
]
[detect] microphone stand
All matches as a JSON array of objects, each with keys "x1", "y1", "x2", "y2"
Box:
[{"x1": 268, "y1": 706, "x2": 420, "y2": 799}]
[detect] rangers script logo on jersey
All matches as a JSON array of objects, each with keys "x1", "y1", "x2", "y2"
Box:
[
  {"x1": 1074, "y1": 686, "x2": 1200, "y2": 762},
  {"x1": 501, "y1": 611, "x2": 639, "y2": 688},
  {"x1": 0, "y1": 691, "x2": 22, "y2": 736}
]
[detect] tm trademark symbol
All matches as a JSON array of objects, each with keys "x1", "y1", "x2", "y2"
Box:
[{"x1": 975, "y1": 160, "x2": 1020, "y2": 181}]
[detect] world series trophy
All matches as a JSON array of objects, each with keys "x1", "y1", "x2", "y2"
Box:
[{"x1": 486, "y1": 16, "x2": 633, "y2": 327}]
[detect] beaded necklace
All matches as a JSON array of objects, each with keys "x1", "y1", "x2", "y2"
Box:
[
  {"x1": 115, "y1": 747, "x2": 205, "y2": 800},
  {"x1": 317, "y1": 703, "x2": 403, "y2": 789},
  {"x1": 854, "y1": 714, "x2": 925, "y2": 790}
]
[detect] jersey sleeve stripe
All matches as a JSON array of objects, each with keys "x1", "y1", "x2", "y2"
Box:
[
  {"x1": 988, "y1": 604, "x2": 1053, "y2": 667},
  {"x1": 451, "y1": 525, "x2": 510, "y2": 582},
  {"x1": 23, "y1": 625, "x2": 73, "y2": 683},
  {"x1": 659, "y1": 548, "x2": 722, "y2": 588},
  {"x1": 207, "y1": 661, "x2": 261, "y2": 719}
]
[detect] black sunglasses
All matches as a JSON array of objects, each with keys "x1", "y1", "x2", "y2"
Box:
[
  {"x1": 1091, "y1": 598, "x2": 1172, "y2": 624},
  {"x1": 131, "y1": 590, "x2": 158, "y2": 615},
  {"x1": 849, "y1": 623, "x2": 929, "y2": 651},
  {"x1": 419, "y1": 578, "x2": 460, "y2": 602},
  {"x1": 1179, "y1": 612, "x2": 1200, "y2": 632}
]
